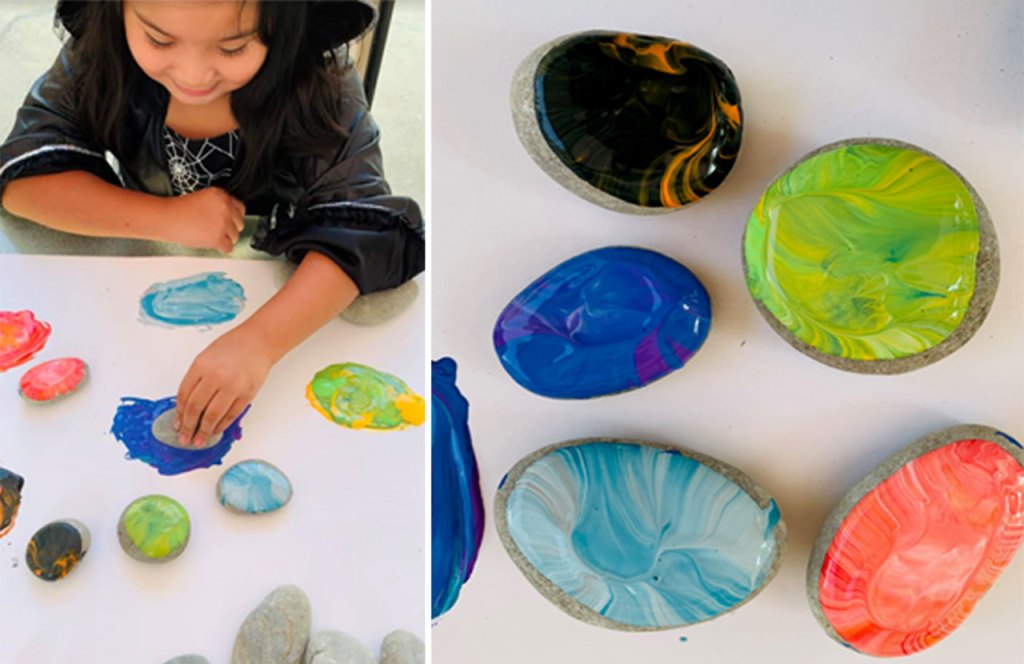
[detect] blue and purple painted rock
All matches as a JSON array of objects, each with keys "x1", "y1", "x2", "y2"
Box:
[
  {"x1": 495, "y1": 439, "x2": 785, "y2": 630},
  {"x1": 431, "y1": 358, "x2": 484, "y2": 619},
  {"x1": 0, "y1": 467, "x2": 25, "y2": 538},
  {"x1": 217, "y1": 460, "x2": 293, "y2": 515},
  {"x1": 493, "y1": 247, "x2": 711, "y2": 398},
  {"x1": 26, "y1": 519, "x2": 90, "y2": 581}
]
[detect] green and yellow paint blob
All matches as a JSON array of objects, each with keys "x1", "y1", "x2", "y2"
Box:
[
  {"x1": 117, "y1": 495, "x2": 190, "y2": 563},
  {"x1": 744, "y1": 140, "x2": 990, "y2": 370},
  {"x1": 306, "y1": 362, "x2": 425, "y2": 431}
]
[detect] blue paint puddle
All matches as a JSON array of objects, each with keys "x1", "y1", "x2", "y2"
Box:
[
  {"x1": 493, "y1": 247, "x2": 711, "y2": 399},
  {"x1": 431, "y1": 358, "x2": 484, "y2": 619},
  {"x1": 139, "y1": 272, "x2": 245, "y2": 327},
  {"x1": 111, "y1": 396, "x2": 247, "y2": 475}
]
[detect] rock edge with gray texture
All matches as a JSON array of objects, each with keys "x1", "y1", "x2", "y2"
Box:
[
  {"x1": 511, "y1": 31, "x2": 732, "y2": 215},
  {"x1": 232, "y1": 584, "x2": 312, "y2": 664},
  {"x1": 162, "y1": 656, "x2": 210, "y2": 664},
  {"x1": 380, "y1": 629, "x2": 425, "y2": 664},
  {"x1": 304, "y1": 630, "x2": 376, "y2": 664},
  {"x1": 742, "y1": 137, "x2": 1000, "y2": 375},
  {"x1": 494, "y1": 437, "x2": 787, "y2": 631},
  {"x1": 152, "y1": 408, "x2": 222, "y2": 450},
  {"x1": 342, "y1": 280, "x2": 420, "y2": 325},
  {"x1": 806, "y1": 424, "x2": 1024, "y2": 651}
]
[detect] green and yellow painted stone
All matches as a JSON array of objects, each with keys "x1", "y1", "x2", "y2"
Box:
[
  {"x1": 744, "y1": 139, "x2": 992, "y2": 371},
  {"x1": 516, "y1": 31, "x2": 742, "y2": 212},
  {"x1": 26, "y1": 519, "x2": 89, "y2": 581},
  {"x1": 118, "y1": 494, "x2": 190, "y2": 563},
  {"x1": 306, "y1": 362, "x2": 424, "y2": 430}
]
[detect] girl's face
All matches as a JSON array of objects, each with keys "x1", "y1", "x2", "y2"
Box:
[{"x1": 124, "y1": 1, "x2": 268, "y2": 106}]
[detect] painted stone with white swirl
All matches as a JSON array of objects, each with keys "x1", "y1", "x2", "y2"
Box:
[
  {"x1": 218, "y1": 460, "x2": 293, "y2": 515},
  {"x1": 495, "y1": 439, "x2": 785, "y2": 630},
  {"x1": 808, "y1": 425, "x2": 1024, "y2": 657}
]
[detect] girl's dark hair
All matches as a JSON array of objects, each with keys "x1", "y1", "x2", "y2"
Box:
[{"x1": 67, "y1": 1, "x2": 350, "y2": 199}]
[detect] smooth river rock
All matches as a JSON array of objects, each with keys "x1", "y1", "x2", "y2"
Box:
[
  {"x1": 303, "y1": 630, "x2": 375, "y2": 664},
  {"x1": 232, "y1": 584, "x2": 312, "y2": 664},
  {"x1": 380, "y1": 630, "x2": 425, "y2": 664}
]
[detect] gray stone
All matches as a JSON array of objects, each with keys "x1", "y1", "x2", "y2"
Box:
[
  {"x1": 341, "y1": 280, "x2": 420, "y2": 325},
  {"x1": 162, "y1": 656, "x2": 210, "y2": 664},
  {"x1": 303, "y1": 630, "x2": 375, "y2": 664},
  {"x1": 152, "y1": 408, "x2": 222, "y2": 450},
  {"x1": 742, "y1": 137, "x2": 999, "y2": 374},
  {"x1": 232, "y1": 585, "x2": 312, "y2": 664},
  {"x1": 380, "y1": 630, "x2": 424, "y2": 664}
]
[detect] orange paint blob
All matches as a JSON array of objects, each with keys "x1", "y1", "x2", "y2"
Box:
[
  {"x1": 819, "y1": 438, "x2": 1024, "y2": 656},
  {"x1": 0, "y1": 310, "x2": 51, "y2": 371}
]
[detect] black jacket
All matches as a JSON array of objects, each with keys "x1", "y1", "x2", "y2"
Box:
[{"x1": 0, "y1": 45, "x2": 424, "y2": 294}]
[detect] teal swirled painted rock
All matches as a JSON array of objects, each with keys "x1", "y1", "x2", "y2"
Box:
[
  {"x1": 218, "y1": 460, "x2": 293, "y2": 515},
  {"x1": 495, "y1": 439, "x2": 786, "y2": 631},
  {"x1": 512, "y1": 31, "x2": 742, "y2": 213},
  {"x1": 743, "y1": 138, "x2": 998, "y2": 373}
]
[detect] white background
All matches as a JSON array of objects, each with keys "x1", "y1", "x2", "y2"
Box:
[
  {"x1": 431, "y1": 1, "x2": 1024, "y2": 663},
  {"x1": 0, "y1": 256, "x2": 425, "y2": 663}
]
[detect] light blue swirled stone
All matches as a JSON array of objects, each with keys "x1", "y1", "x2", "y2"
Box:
[
  {"x1": 139, "y1": 272, "x2": 246, "y2": 327},
  {"x1": 217, "y1": 460, "x2": 292, "y2": 515},
  {"x1": 500, "y1": 440, "x2": 784, "y2": 630}
]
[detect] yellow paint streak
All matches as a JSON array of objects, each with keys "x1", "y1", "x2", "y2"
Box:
[{"x1": 396, "y1": 394, "x2": 426, "y2": 426}]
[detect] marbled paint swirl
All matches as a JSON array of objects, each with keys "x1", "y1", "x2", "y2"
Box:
[
  {"x1": 535, "y1": 32, "x2": 742, "y2": 207},
  {"x1": 505, "y1": 441, "x2": 781, "y2": 628},
  {"x1": 431, "y1": 358, "x2": 484, "y2": 619},
  {"x1": 0, "y1": 310, "x2": 51, "y2": 372},
  {"x1": 139, "y1": 272, "x2": 246, "y2": 327},
  {"x1": 819, "y1": 438, "x2": 1024, "y2": 656},
  {"x1": 494, "y1": 247, "x2": 711, "y2": 399},
  {"x1": 745, "y1": 143, "x2": 979, "y2": 360}
]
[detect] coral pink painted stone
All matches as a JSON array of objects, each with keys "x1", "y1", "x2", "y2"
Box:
[
  {"x1": 19, "y1": 358, "x2": 87, "y2": 402},
  {"x1": 0, "y1": 311, "x2": 51, "y2": 372},
  {"x1": 819, "y1": 439, "x2": 1024, "y2": 656}
]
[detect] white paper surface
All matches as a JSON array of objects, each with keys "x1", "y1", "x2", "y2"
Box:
[
  {"x1": 430, "y1": 1, "x2": 1024, "y2": 663},
  {"x1": 0, "y1": 255, "x2": 425, "y2": 663}
]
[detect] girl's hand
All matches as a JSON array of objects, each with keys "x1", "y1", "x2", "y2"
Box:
[
  {"x1": 174, "y1": 325, "x2": 274, "y2": 447},
  {"x1": 161, "y1": 187, "x2": 245, "y2": 253}
]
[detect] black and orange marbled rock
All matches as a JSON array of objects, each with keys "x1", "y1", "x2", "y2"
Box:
[
  {"x1": 533, "y1": 32, "x2": 742, "y2": 208},
  {"x1": 0, "y1": 467, "x2": 25, "y2": 538},
  {"x1": 26, "y1": 520, "x2": 89, "y2": 581}
]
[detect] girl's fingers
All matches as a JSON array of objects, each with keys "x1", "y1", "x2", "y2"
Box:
[
  {"x1": 212, "y1": 399, "x2": 247, "y2": 437},
  {"x1": 194, "y1": 391, "x2": 234, "y2": 447},
  {"x1": 175, "y1": 369, "x2": 202, "y2": 432},
  {"x1": 179, "y1": 379, "x2": 215, "y2": 445}
]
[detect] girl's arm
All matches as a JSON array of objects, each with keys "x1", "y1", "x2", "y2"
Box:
[
  {"x1": 173, "y1": 250, "x2": 360, "y2": 446},
  {"x1": 2, "y1": 172, "x2": 244, "y2": 253}
]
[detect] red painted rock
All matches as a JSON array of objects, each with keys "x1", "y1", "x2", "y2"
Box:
[{"x1": 19, "y1": 357, "x2": 88, "y2": 403}]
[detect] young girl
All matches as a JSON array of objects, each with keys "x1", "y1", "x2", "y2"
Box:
[{"x1": 0, "y1": 0, "x2": 424, "y2": 446}]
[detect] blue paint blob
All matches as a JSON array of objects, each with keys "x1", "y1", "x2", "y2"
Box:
[
  {"x1": 111, "y1": 396, "x2": 247, "y2": 475},
  {"x1": 493, "y1": 247, "x2": 711, "y2": 399},
  {"x1": 139, "y1": 272, "x2": 246, "y2": 327},
  {"x1": 678, "y1": 637, "x2": 688, "y2": 643},
  {"x1": 503, "y1": 441, "x2": 783, "y2": 629},
  {"x1": 218, "y1": 460, "x2": 292, "y2": 514},
  {"x1": 431, "y1": 357, "x2": 484, "y2": 619}
]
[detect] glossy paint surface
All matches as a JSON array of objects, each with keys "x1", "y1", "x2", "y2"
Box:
[
  {"x1": 18, "y1": 357, "x2": 87, "y2": 402},
  {"x1": 218, "y1": 460, "x2": 292, "y2": 514},
  {"x1": 505, "y1": 441, "x2": 782, "y2": 628},
  {"x1": 431, "y1": 358, "x2": 484, "y2": 619},
  {"x1": 0, "y1": 310, "x2": 51, "y2": 371},
  {"x1": 138, "y1": 272, "x2": 246, "y2": 327},
  {"x1": 745, "y1": 143, "x2": 979, "y2": 361},
  {"x1": 494, "y1": 247, "x2": 711, "y2": 399},
  {"x1": 306, "y1": 363, "x2": 425, "y2": 430},
  {"x1": 0, "y1": 467, "x2": 25, "y2": 538},
  {"x1": 120, "y1": 495, "x2": 190, "y2": 560},
  {"x1": 26, "y1": 521, "x2": 87, "y2": 581},
  {"x1": 818, "y1": 438, "x2": 1024, "y2": 656},
  {"x1": 535, "y1": 32, "x2": 742, "y2": 207}
]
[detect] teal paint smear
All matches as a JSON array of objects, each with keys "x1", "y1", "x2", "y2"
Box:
[{"x1": 139, "y1": 272, "x2": 245, "y2": 327}]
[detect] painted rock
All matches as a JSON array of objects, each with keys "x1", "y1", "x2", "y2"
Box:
[
  {"x1": 118, "y1": 494, "x2": 191, "y2": 563},
  {"x1": 0, "y1": 310, "x2": 51, "y2": 372},
  {"x1": 306, "y1": 363, "x2": 425, "y2": 430},
  {"x1": 139, "y1": 272, "x2": 246, "y2": 327},
  {"x1": 431, "y1": 358, "x2": 484, "y2": 619},
  {"x1": 19, "y1": 357, "x2": 88, "y2": 403},
  {"x1": 743, "y1": 138, "x2": 998, "y2": 373},
  {"x1": 380, "y1": 629, "x2": 425, "y2": 664},
  {"x1": 25, "y1": 519, "x2": 90, "y2": 581},
  {"x1": 495, "y1": 439, "x2": 785, "y2": 630},
  {"x1": 303, "y1": 630, "x2": 375, "y2": 664},
  {"x1": 808, "y1": 425, "x2": 1024, "y2": 657},
  {"x1": 111, "y1": 396, "x2": 247, "y2": 475},
  {"x1": 0, "y1": 467, "x2": 25, "y2": 538},
  {"x1": 511, "y1": 31, "x2": 742, "y2": 213},
  {"x1": 494, "y1": 247, "x2": 711, "y2": 399},
  {"x1": 232, "y1": 584, "x2": 312, "y2": 664},
  {"x1": 218, "y1": 460, "x2": 293, "y2": 514},
  {"x1": 151, "y1": 407, "x2": 223, "y2": 450}
]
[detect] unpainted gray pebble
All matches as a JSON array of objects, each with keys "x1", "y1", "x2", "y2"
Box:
[
  {"x1": 232, "y1": 584, "x2": 311, "y2": 664},
  {"x1": 380, "y1": 629, "x2": 425, "y2": 664}
]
